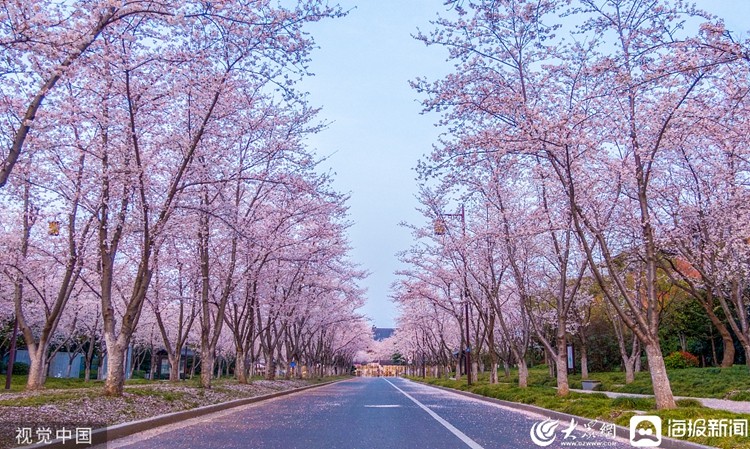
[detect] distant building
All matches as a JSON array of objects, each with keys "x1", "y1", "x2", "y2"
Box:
[
  {"x1": 372, "y1": 326, "x2": 395, "y2": 342},
  {"x1": 8, "y1": 350, "x2": 84, "y2": 378},
  {"x1": 354, "y1": 362, "x2": 405, "y2": 377}
]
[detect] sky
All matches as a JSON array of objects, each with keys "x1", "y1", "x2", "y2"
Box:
[{"x1": 298, "y1": 1, "x2": 750, "y2": 329}]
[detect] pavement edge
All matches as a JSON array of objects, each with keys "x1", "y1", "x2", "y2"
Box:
[
  {"x1": 20, "y1": 378, "x2": 348, "y2": 449},
  {"x1": 413, "y1": 379, "x2": 716, "y2": 449}
]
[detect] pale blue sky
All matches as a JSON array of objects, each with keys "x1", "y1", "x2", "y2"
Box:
[
  {"x1": 300, "y1": 1, "x2": 450, "y2": 327},
  {"x1": 300, "y1": 1, "x2": 750, "y2": 328}
]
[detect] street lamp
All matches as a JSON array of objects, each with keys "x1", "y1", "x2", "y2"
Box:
[{"x1": 434, "y1": 204, "x2": 472, "y2": 386}]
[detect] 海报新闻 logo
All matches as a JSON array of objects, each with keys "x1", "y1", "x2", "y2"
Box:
[{"x1": 629, "y1": 415, "x2": 662, "y2": 447}]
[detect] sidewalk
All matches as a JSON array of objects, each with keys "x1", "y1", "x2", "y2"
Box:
[{"x1": 570, "y1": 388, "x2": 750, "y2": 414}]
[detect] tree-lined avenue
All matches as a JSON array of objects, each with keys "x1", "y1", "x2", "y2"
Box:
[{"x1": 101, "y1": 377, "x2": 633, "y2": 449}]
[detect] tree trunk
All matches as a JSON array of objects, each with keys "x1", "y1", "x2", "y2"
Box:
[
  {"x1": 26, "y1": 349, "x2": 47, "y2": 390},
  {"x1": 149, "y1": 351, "x2": 157, "y2": 380},
  {"x1": 701, "y1": 291, "x2": 735, "y2": 368},
  {"x1": 84, "y1": 324, "x2": 98, "y2": 382},
  {"x1": 679, "y1": 333, "x2": 687, "y2": 352},
  {"x1": 235, "y1": 351, "x2": 248, "y2": 384},
  {"x1": 103, "y1": 341, "x2": 127, "y2": 396},
  {"x1": 128, "y1": 349, "x2": 140, "y2": 380},
  {"x1": 65, "y1": 354, "x2": 75, "y2": 378},
  {"x1": 101, "y1": 264, "x2": 153, "y2": 396},
  {"x1": 579, "y1": 335, "x2": 589, "y2": 380},
  {"x1": 200, "y1": 347, "x2": 214, "y2": 388},
  {"x1": 710, "y1": 334, "x2": 717, "y2": 367},
  {"x1": 517, "y1": 360, "x2": 528, "y2": 388},
  {"x1": 84, "y1": 357, "x2": 92, "y2": 382},
  {"x1": 624, "y1": 357, "x2": 635, "y2": 384},
  {"x1": 623, "y1": 336, "x2": 640, "y2": 384},
  {"x1": 548, "y1": 356, "x2": 554, "y2": 378},
  {"x1": 580, "y1": 343, "x2": 589, "y2": 380},
  {"x1": 644, "y1": 342, "x2": 676, "y2": 409},
  {"x1": 169, "y1": 354, "x2": 181, "y2": 382},
  {"x1": 97, "y1": 349, "x2": 106, "y2": 380},
  {"x1": 265, "y1": 356, "x2": 275, "y2": 380},
  {"x1": 717, "y1": 323, "x2": 735, "y2": 368},
  {"x1": 487, "y1": 322, "x2": 498, "y2": 384},
  {"x1": 556, "y1": 335, "x2": 569, "y2": 396}
]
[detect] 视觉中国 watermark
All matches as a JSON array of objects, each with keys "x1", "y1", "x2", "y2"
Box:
[{"x1": 0, "y1": 420, "x2": 107, "y2": 448}]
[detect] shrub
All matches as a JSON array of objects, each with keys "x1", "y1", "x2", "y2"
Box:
[
  {"x1": 12, "y1": 362, "x2": 30, "y2": 375},
  {"x1": 664, "y1": 351, "x2": 700, "y2": 369},
  {"x1": 676, "y1": 398, "x2": 703, "y2": 407},
  {"x1": 611, "y1": 396, "x2": 655, "y2": 410},
  {"x1": 727, "y1": 391, "x2": 750, "y2": 402}
]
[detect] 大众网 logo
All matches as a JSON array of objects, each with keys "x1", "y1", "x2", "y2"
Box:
[{"x1": 530, "y1": 418, "x2": 559, "y2": 447}]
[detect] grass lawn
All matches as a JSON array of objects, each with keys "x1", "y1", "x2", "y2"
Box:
[
  {"x1": 0, "y1": 373, "x2": 340, "y2": 395},
  {"x1": 0, "y1": 375, "x2": 168, "y2": 393},
  {"x1": 409, "y1": 365, "x2": 750, "y2": 449},
  {"x1": 565, "y1": 365, "x2": 750, "y2": 400},
  {"x1": 464, "y1": 364, "x2": 750, "y2": 399}
]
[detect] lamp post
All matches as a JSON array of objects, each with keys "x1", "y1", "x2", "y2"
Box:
[{"x1": 434, "y1": 204, "x2": 471, "y2": 386}]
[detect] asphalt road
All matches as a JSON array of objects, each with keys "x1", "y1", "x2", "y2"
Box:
[{"x1": 103, "y1": 377, "x2": 634, "y2": 449}]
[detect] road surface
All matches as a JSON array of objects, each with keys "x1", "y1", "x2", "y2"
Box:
[{"x1": 102, "y1": 377, "x2": 634, "y2": 449}]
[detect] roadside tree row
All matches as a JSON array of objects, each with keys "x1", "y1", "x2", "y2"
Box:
[
  {"x1": 0, "y1": 0, "x2": 369, "y2": 396},
  {"x1": 394, "y1": 0, "x2": 750, "y2": 410}
]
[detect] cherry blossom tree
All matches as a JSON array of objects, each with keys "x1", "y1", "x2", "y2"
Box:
[
  {"x1": 0, "y1": 118, "x2": 96, "y2": 389},
  {"x1": 658, "y1": 65, "x2": 750, "y2": 368},
  {"x1": 1, "y1": 0, "x2": 348, "y2": 396},
  {"x1": 0, "y1": 1, "x2": 344, "y2": 188},
  {"x1": 149, "y1": 242, "x2": 199, "y2": 382},
  {"x1": 88, "y1": 1, "x2": 342, "y2": 396},
  {"x1": 393, "y1": 275, "x2": 462, "y2": 380},
  {"x1": 412, "y1": 0, "x2": 750, "y2": 410},
  {"x1": 395, "y1": 231, "x2": 471, "y2": 381}
]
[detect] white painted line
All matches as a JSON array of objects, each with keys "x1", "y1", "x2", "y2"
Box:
[
  {"x1": 364, "y1": 404, "x2": 401, "y2": 408},
  {"x1": 383, "y1": 378, "x2": 485, "y2": 449}
]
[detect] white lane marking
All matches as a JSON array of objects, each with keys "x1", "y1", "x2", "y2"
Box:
[
  {"x1": 383, "y1": 378, "x2": 485, "y2": 449},
  {"x1": 401, "y1": 380, "x2": 634, "y2": 447},
  {"x1": 364, "y1": 404, "x2": 401, "y2": 408}
]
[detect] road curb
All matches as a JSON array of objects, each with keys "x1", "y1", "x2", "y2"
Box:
[
  {"x1": 20, "y1": 378, "x2": 347, "y2": 449},
  {"x1": 412, "y1": 380, "x2": 716, "y2": 449}
]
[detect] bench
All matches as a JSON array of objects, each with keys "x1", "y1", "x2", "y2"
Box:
[{"x1": 581, "y1": 380, "x2": 602, "y2": 391}]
